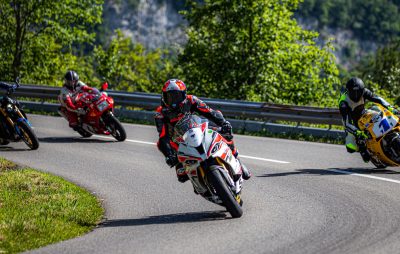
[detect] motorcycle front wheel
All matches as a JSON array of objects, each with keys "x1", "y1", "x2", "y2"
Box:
[
  {"x1": 207, "y1": 168, "x2": 243, "y2": 218},
  {"x1": 16, "y1": 120, "x2": 39, "y2": 150},
  {"x1": 76, "y1": 127, "x2": 93, "y2": 138},
  {"x1": 104, "y1": 115, "x2": 126, "y2": 141}
]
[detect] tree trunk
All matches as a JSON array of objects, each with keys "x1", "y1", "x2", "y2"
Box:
[{"x1": 12, "y1": 1, "x2": 22, "y2": 80}]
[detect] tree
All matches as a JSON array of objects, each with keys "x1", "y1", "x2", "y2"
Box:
[
  {"x1": 178, "y1": 0, "x2": 339, "y2": 106},
  {"x1": 92, "y1": 30, "x2": 176, "y2": 93},
  {"x1": 360, "y1": 40, "x2": 400, "y2": 101},
  {"x1": 0, "y1": 0, "x2": 103, "y2": 83}
]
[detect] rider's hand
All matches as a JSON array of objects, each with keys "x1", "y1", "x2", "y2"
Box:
[
  {"x1": 76, "y1": 108, "x2": 86, "y2": 115},
  {"x1": 388, "y1": 106, "x2": 400, "y2": 115},
  {"x1": 166, "y1": 154, "x2": 179, "y2": 168},
  {"x1": 221, "y1": 121, "x2": 232, "y2": 134},
  {"x1": 356, "y1": 130, "x2": 368, "y2": 140}
]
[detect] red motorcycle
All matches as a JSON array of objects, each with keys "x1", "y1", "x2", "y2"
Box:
[{"x1": 59, "y1": 83, "x2": 126, "y2": 141}]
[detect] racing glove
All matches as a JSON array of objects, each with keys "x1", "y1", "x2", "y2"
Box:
[
  {"x1": 388, "y1": 106, "x2": 400, "y2": 115},
  {"x1": 355, "y1": 130, "x2": 368, "y2": 140},
  {"x1": 166, "y1": 154, "x2": 179, "y2": 168},
  {"x1": 221, "y1": 121, "x2": 232, "y2": 134}
]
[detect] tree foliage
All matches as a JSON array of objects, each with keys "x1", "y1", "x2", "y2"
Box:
[
  {"x1": 297, "y1": 0, "x2": 400, "y2": 44},
  {"x1": 178, "y1": 0, "x2": 339, "y2": 105},
  {"x1": 359, "y1": 40, "x2": 400, "y2": 100},
  {"x1": 92, "y1": 30, "x2": 176, "y2": 93},
  {"x1": 0, "y1": 0, "x2": 103, "y2": 83}
]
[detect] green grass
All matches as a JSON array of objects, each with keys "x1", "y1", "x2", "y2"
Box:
[{"x1": 0, "y1": 158, "x2": 104, "y2": 254}]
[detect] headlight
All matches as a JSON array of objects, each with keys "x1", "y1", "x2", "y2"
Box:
[
  {"x1": 6, "y1": 104, "x2": 13, "y2": 112},
  {"x1": 97, "y1": 100, "x2": 109, "y2": 111}
]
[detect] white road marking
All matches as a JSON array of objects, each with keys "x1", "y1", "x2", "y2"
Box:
[
  {"x1": 240, "y1": 155, "x2": 290, "y2": 164},
  {"x1": 94, "y1": 135, "x2": 290, "y2": 164},
  {"x1": 95, "y1": 135, "x2": 400, "y2": 184},
  {"x1": 326, "y1": 168, "x2": 400, "y2": 184}
]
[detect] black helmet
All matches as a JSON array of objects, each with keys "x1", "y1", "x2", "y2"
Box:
[
  {"x1": 64, "y1": 70, "x2": 79, "y2": 90},
  {"x1": 346, "y1": 77, "x2": 365, "y2": 102}
]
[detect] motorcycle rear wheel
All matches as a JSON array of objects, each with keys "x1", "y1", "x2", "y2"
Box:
[
  {"x1": 104, "y1": 115, "x2": 126, "y2": 141},
  {"x1": 16, "y1": 121, "x2": 39, "y2": 150},
  {"x1": 207, "y1": 168, "x2": 243, "y2": 218}
]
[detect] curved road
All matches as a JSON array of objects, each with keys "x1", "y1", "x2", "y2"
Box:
[{"x1": 2, "y1": 115, "x2": 400, "y2": 254}]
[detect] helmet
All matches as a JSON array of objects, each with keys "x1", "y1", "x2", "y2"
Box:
[
  {"x1": 64, "y1": 70, "x2": 79, "y2": 90},
  {"x1": 162, "y1": 79, "x2": 187, "y2": 109},
  {"x1": 346, "y1": 77, "x2": 365, "y2": 102}
]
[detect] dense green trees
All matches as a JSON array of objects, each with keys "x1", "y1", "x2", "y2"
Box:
[
  {"x1": 0, "y1": 0, "x2": 397, "y2": 106},
  {"x1": 92, "y1": 30, "x2": 175, "y2": 92},
  {"x1": 0, "y1": 0, "x2": 103, "y2": 84},
  {"x1": 179, "y1": 0, "x2": 339, "y2": 105},
  {"x1": 297, "y1": 0, "x2": 400, "y2": 43},
  {"x1": 358, "y1": 40, "x2": 400, "y2": 101}
]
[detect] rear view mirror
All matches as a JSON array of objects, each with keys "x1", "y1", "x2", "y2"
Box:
[{"x1": 101, "y1": 82, "x2": 109, "y2": 91}]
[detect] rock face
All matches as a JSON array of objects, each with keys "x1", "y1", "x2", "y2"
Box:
[{"x1": 103, "y1": 0, "x2": 187, "y2": 49}]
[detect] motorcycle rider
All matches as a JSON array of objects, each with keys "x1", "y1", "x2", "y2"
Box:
[
  {"x1": 339, "y1": 77, "x2": 400, "y2": 162},
  {"x1": 0, "y1": 82, "x2": 15, "y2": 143},
  {"x1": 155, "y1": 79, "x2": 252, "y2": 183},
  {"x1": 58, "y1": 70, "x2": 93, "y2": 130}
]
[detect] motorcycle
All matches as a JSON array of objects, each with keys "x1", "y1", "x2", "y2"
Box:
[
  {"x1": 0, "y1": 80, "x2": 39, "y2": 150},
  {"x1": 58, "y1": 82, "x2": 126, "y2": 141},
  {"x1": 173, "y1": 114, "x2": 244, "y2": 218},
  {"x1": 358, "y1": 103, "x2": 400, "y2": 168}
]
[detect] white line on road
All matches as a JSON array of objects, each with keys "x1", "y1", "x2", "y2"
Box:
[
  {"x1": 95, "y1": 135, "x2": 400, "y2": 184},
  {"x1": 240, "y1": 155, "x2": 290, "y2": 164},
  {"x1": 325, "y1": 168, "x2": 400, "y2": 184},
  {"x1": 94, "y1": 135, "x2": 290, "y2": 164}
]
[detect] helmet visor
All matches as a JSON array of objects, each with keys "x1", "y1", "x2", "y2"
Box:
[
  {"x1": 164, "y1": 91, "x2": 185, "y2": 108},
  {"x1": 65, "y1": 80, "x2": 77, "y2": 89},
  {"x1": 349, "y1": 88, "x2": 363, "y2": 101}
]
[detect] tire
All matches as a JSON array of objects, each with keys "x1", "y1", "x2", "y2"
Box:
[
  {"x1": 370, "y1": 157, "x2": 387, "y2": 169},
  {"x1": 104, "y1": 115, "x2": 126, "y2": 141},
  {"x1": 16, "y1": 121, "x2": 39, "y2": 150},
  {"x1": 0, "y1": 139, "x2": 10, "y2": 145},
  {"x1": 207, "y1": 168, "x2": 243, "y2": 218},
  {"x1": 76, "y1": 128, "x2": 93, "y2": 138}
]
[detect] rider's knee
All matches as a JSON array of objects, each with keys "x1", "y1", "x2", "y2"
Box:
[{"x1": 346, "y1": 146, "x2": 356, "y2": 153}]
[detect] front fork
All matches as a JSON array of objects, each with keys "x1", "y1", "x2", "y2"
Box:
[
  {"x1": 198, "y1": 158, "x2": 242, "y2": 202},
  {"x1": 0, "y1": 106, "x2": 31, "y2": 137}
]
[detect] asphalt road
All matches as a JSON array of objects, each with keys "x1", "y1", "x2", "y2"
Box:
[{"x1": 2, "y1": 114, "x2": 400, "y2": 254}]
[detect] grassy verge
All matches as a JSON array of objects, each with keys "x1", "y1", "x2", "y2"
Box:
[{"x1": 0, "y1": 158, "x2": 104, "y2": 254}]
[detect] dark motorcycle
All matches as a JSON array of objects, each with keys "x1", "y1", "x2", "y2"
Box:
[{"x1": 0, "y1": 80, "x2": 39, "y2": 150}]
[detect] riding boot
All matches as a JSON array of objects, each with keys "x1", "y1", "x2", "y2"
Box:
[
  {"x1": 358, "y1": 143, "x2": 371, "y2": 163},
  {"x1": 237, "y1": 158, "x2": 252, "y2": 180},
  {"x1": 175, "y1": 163, "x2": 189, "y2": 183}
]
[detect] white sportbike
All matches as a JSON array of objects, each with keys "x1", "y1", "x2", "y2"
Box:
[{"x1": 174, "y1": 114, "x2": 244, "y2": 218}]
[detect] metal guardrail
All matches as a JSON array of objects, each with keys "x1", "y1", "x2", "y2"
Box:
[
  {"x1": 12, "y1": 84, "x2": 343, "y2": 126},
  {"x1": 0, "y1": 83, "x2": 345, "y2": 139}
]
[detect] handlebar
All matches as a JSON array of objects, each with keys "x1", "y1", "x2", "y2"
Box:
[{"x1": 0, "y1": 81, "x2": 20, "y2": 93}]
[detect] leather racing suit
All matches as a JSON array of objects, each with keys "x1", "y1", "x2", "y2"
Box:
[{"x1": 58, "y1": 81, "x2": 92, "y2": 128}]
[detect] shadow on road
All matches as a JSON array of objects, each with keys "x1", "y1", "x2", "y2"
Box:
[
  {"x1": 0, "y1": 146, "x2": 31, "y2": 152},
  {"x1": 39, "y1": 136, "x2": 113, "y2": 144},
  {"x1": 101, "y1": 211, "x2": 228, "y2": 227},
  {"x1": 258, "y1": 167, "x2": 400, "y2": 178}
]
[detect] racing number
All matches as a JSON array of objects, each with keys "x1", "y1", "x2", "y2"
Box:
[{"x1": 378, "y1": 118, "x2": 391, "y2": 134}]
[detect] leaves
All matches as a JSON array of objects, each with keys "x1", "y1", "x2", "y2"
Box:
[
  {"x1": 0, "y1": 0, "x2": 103, "y2": 82},
  {"x1": 178, "y1": 0, "x2": 339, "y2": 106}
]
